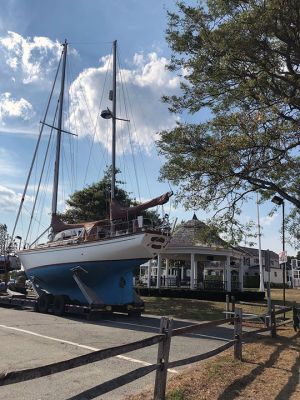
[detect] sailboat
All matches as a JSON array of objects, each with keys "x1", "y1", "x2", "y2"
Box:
[{"x1": 13, "y1": 40, "x2": 172, "y2": 314}]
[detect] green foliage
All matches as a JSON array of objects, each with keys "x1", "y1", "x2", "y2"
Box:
[
  {"x1": 166, "y1": 389, "x2": 185, "y2": 400},
  {"x1": 60, "y1": 168, "x2": 161, "y2": 225},
  {"x1": 159, "y1": 0, "x2": 300, "y2": 245}
]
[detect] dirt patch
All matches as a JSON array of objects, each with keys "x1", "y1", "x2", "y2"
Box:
[{"x1": 126, "y1": 327, "x2": 300, "y2": 400}]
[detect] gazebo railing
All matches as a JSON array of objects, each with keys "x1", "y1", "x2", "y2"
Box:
[{"x1": 138, "y1": 276, "x2": 240, "y2": 292}]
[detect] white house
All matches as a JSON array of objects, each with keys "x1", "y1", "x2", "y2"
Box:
[{"x1": 239, "y1": 247, "x2": 284, "y2": 286}]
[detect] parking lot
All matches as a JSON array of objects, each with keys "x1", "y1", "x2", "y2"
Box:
[{"x1": 0, "y1": 307, "x2": 235, "y2": 399}]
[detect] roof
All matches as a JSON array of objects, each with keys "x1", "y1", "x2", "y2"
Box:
[
  {"x1": 240, "y1": 246, "x2": 279, "y2": 259},
  {"x1": 167, "y1": 215, "x2": 227, "y2": 249}
]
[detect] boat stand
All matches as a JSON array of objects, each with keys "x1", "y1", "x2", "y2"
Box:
[
  {"x1": 71, "y1": 266, "x2": 105, "y2": 307},
  {"x1": 30, "y1": 276, "x2": 49, "y2": 297}
]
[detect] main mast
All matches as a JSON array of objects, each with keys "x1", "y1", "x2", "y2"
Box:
[
  {"x1": 52, "y1": 40, "x2": 68, "y2": 217},
  {"x1": 110, "y1": 40, "x2": 117, "y2": 222}
]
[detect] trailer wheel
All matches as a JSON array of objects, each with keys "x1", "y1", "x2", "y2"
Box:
[
  {"x1": 37, "y1": 293, "x2": 53, "y2": 313},
  {"x1": 53, "y1": 295, "x2": 69, "y2": 316},
  {"x1": 128, "y1": 310, "x2": 142, "y2": 317}
]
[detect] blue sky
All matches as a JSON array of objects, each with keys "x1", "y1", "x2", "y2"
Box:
[{"x1": 0, "y1": 0, "x2": 296, "y2": 255}]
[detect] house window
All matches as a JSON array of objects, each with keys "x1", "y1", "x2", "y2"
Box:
[
  {"x1": 243, "y1": 257, "x2": 250, "y2": 266},
  {"x1": 274, "y1": 271, "x2": 277, "y2": 277}
]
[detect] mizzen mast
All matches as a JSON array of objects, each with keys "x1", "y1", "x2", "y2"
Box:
[
  {"x1": 110, "y1": 39, "x2": 117, "y2": 221},
  {"x1": 52, "y1": 40, "x2": 68, "y2": 217}
]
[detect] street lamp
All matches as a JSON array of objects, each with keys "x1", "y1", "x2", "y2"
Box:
[{"x1": 271, "y1": 195, "x2": 286, "y2": 314}]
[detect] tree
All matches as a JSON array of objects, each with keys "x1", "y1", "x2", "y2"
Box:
[
  {"x1": 0, "y1": 224, "x2": 8, "y2": 254},
  {"x1": 158, "y1": 0, "x2": 300, "y2": 245},
  {"x1": 60, "y1": 169, "x2": 161, "y2": 225}
]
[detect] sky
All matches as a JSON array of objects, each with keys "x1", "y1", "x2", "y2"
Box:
[{"x1": 0, "y1": 0, "x2": 296, "y2": 255}]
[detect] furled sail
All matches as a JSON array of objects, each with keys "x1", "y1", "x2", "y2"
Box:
[
  {"x1": 51, "y1": 191, "x2": 172, "y2": 235},
  {"x1": 111, "y1": 191, "x2": 173, "y2": 220},
  {"x1": 51, "y1": 214, "x2": 108, "y2": 235}
]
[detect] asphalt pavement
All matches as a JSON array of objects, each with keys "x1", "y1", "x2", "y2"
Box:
[{"x1": 0, "y1": 307, "x2": 235, "y2": 399}]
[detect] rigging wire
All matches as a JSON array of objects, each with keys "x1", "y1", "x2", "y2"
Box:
[
  {"x1": 82, "y1": 47, "x2": 111, "y2": 184},
  {"x1": 24, "y1": 104, "x2": 58, "y2": 244},
  {"x1": 66, "y1": 55, "x2": 76, "y2": 194},
  {"x1": 117, "y1": 52, "x2": 142, "y2": 201},
  {"x1": 30, "y1": 128, "x2": 56, "y2": 244},
  {"x1": 67, "y1": 47, "x2": 109, "y2": 186},
  {"x1": 11, "y1": 52, "x2": 63, "y2": 240}
]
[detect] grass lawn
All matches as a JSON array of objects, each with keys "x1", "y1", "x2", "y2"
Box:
[
  {"x1": 269, "y1": 288, "x2": 300, "y2": 306},
  {"x1": 128, "y1": 290, "x2": 300, "y2": 400},
  {"x1": 141, "y1": 289, "x2": 300, "y2": 321},
  {"x1": 127, "y1": 327, "x2": 300, "y2": 400}
]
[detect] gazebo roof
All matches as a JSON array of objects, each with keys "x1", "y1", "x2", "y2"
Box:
[{"x1": 167, "y1": 214, "x2": 226, "y2": 249}]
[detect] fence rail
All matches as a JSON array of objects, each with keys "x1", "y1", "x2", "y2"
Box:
[{"x1": 1, "y1": 302, "x2": 299, "y2": 399}]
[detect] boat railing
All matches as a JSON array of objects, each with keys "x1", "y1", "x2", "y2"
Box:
[
  {"x1": 85, "y1": 217, "x2": 171, "y2": 242},
  {"x1": 31, "y1": 217, "x2": 170, "y2": 248}
]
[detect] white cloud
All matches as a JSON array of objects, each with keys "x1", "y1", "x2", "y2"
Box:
[
  {"x1": 260, "y1": 213, "x2": 278, "y2": 226},
  {"x1": 0, "y1": 185, "x2": 20, "y2": 212},
  {"x1": 68, "y1": 51, "x2": 180, "y2": 154},
  {"x1": 0, "y1": 31, "x2": 62, "y2": 84},
  {"x1": 0, "y1": 92, "x2": 34, "y2": 122}
]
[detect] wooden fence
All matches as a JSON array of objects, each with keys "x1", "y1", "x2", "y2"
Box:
[{"x1": 0, "y1": 303, "x2": 299, "y2": 400}]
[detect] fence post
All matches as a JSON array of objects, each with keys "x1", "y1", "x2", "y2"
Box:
[
  {"x1": 293, "y1": 303, "x2": 299, "y2": 332},
  {"x1": 231, "y1": 295, "x2": 235, "y2": 314},
  {"x1": 234, "y1": 307, "x2": 242, "y2": 361},
  {"x1": 154, "y1": 317, "x2": 173, "y2": 400},
  {"x1": 226, "y1": 294, "x2": 230, "y2": 320},
  {"x1": 271, "y1": 306, "x2": 277, "y2": 338},
  {"x1": 230, "y1": 295, "x2": 235, "y2": 325}
]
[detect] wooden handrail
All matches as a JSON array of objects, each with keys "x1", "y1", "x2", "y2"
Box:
[
  {"x1": 66, "y1": 364, "x2": 157, "y2": 400},
  {"x1": 168, "y1": 340, "x2": 235, "y2": 369},
  {"x1": 172, "y1": 318, "x2": 232, "y2": 337},
  {"x1": 0, "y1": 333, "x2": 164, "y2": 386},
  {"x1": 273, "y1": 307, "x2": 292, "y2": 316}
]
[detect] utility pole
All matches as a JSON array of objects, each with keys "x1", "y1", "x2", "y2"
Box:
[{"x1": 256, "y1": 193, "x2": 264, "y2": 291}]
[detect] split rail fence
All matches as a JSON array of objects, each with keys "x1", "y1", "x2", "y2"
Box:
[{"x1": 0, "y1": 303, "x2": 299, "y2": 400}]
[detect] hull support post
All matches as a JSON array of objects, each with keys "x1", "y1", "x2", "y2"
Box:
[{"x1": 71, "y1": 266, "x2": 105, "y2": 306}]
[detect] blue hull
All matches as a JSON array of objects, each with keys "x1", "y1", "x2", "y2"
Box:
[{"x1": 27, "y1": 258, "x2": 148, "y2": 305}]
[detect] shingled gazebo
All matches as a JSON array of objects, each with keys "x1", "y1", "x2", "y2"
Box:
[{"x1": 154, "y1": 214, "x2": 244, "y2": 292}]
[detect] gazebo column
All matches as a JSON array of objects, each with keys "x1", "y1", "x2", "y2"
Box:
[
  {"x1": 156, "y1": 255, "x2": 162, "y2": 289},
  {"x1": 239, "y1": 259, "x2": 244, "y2": 292},
  {"x1": 226, "y1": 256, "x2": 231, "y2": 292},
  {"x1": 147, "y1": 261, "x2": 151, "y2": 288},
  {"x1": 190, "y1": 253, "x2": 195, "y2": 289},
  {"x1": 165, "y1": 258, "x2": 170, "y2": 286}
]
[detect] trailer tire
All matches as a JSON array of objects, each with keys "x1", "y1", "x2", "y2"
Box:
[
  {"x1": 128, "y1": 310, "x2": 142, "y2": 317},
  {"x1": 53, "y1": 295, "x2": 69, "y2": 316},
  {"x1": 37, "y1": 293, "x2": 53, "y2": 313}
]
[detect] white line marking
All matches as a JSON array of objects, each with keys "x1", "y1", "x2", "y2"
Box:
[
  {"x1": 103, "y1": 319, "x2": 230, "y2": 342},
  {"x1": 0, "y1": 324, "x2": 179, "y2": 374}
]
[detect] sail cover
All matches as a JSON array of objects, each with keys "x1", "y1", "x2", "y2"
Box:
[
  {"x1": 51, "y1": 191, "x2": 172, "y2": 234},
  {"x1": 111, "y1": 191, "x2": 173, "y2": 220},
  {"x1": 51, "y1": 214, "x2": 108, "y2": 235}
]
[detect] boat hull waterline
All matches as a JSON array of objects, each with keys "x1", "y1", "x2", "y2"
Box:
[{"x1": 18, "y1": 231, "x2": 167, "y2": 305}]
